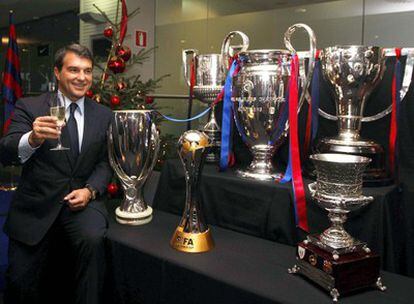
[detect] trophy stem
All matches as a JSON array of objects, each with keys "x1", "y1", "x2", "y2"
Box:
[
  {"x1": 320, "y1": 210, "x2": 354, "y2": 249},
  {"x1": 237, "y1": 149, "x2": 281, "y2": 180},
  {"x1": 180, "y1": 164, "x2": 208, "y2": 233},
  {"x1": 119, "y1": 186, "x2": 145, "y2": 211},
  {"x1": 336, "y1": 96, "x2": 364, "y2": 142},
  {"x1": 208, "y1": 105, "x2": 218, "y2": 128},
  {"x1": 115, "y1": 185, "x2": 153, "y2": 226},
  {"x1": 203, "y1": 105, "x2": 221, "y2": 163}
]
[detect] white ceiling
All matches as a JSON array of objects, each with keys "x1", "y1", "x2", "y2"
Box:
[{"x1": 0, "y1": 0, "x2": 79, "y2": 28}]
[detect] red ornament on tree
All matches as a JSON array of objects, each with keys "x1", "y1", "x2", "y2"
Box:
[
  {"x1": 108, "y1": 56, "x2": 126, "y2": 74},
  {"x1": 116, "y1": 45, "x2": 132, "y2": 62},
  {"x1": 103, "y1": 26, "x2": 113, "y2": 38},
  {"x1": 86, "y1": 90, "x2": 94, "y2": 98},
  {"x1": 110, "y1": 95, "x2": 121, "y2": 106},
  {"x1": 107, "y1": 182, "x2": 119, "y2": 196},
  {"x1": 145, "y1": 96, "x2": 154, "y2": 104}
]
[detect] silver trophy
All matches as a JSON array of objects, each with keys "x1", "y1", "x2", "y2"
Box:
[
  {"x1": 317, "y1": 46, "x2": 387, "y2": 183},
  {"x1": 108, "y1": 110, "x2": 160, "y2": 225},
  {"x1": 170, "y1": 130, "x2": 214, "y2": 253},
  {"x1": 182, "y1": 32, "x2": 249, "y2": 162},
  {"x1": 289, "y1": 153, "x2": 386, "y2": 302},
  {"x1": 223, "y1": 24, "x2": 316, "y2": 180},
  {"x1": 308, "y1": 153, "x2": 373, "y2": 252}
]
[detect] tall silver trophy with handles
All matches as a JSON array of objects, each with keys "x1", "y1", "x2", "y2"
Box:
[
  {"x1": 108, "y1": 110, "x2": 160, "y2": 225},
  {"x1": 289, "y1": 153, "x2": 386, "y2": 302},
  {"x1": 182, "y1": 32, "x2": 249, "y2": 162},
  {"x1": 317, "y1": 46, "x2": 388, "y2": 184},
  {"x1": 222, "y1": 24, "x2": 316, "y2": 180}
]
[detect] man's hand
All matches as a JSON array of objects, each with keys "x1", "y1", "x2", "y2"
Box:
[
  {"x1": 29, "y1": 116, "x2": 62, "y2": 148},
  {"x1": 64, "y1": 188, "x2": 92, "y2": 211}
]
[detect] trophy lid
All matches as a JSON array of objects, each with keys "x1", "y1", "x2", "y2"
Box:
[
  {"x1": 325, "y1": 44, "x2": 381, "y2": 49},
  {"x1": 239, "y1": 49, "x2": 291, "y2": 64},
  {"x1": 310, "y1": 153, "x2": 371, "y2": 164},
  {"x1": 322, "y1": 45, "x2": 383, "y2": 56},
  {"x1": 113, "y1": 109, "x2": 154, "y2": 113}
]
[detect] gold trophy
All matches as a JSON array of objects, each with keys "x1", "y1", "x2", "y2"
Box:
[{"x1": 170, "y1": 130, "x2": 214, "y2": 253}]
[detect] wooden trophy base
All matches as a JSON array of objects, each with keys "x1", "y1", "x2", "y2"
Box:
[{"x1": 289, "y1": 239, "x2": 386, "y2": 302}]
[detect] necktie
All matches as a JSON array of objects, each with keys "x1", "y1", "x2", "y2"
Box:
[{"x1": 67, "y1": 103, "x2": 79, "y2": 159}]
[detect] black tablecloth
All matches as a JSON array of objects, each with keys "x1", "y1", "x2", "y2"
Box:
[
  {"x1": 105, "y1": 210, "x2": 414, "y2": 304},
  {"x1": 153, "y1": 159, "x2": 406, "y2": 274}
]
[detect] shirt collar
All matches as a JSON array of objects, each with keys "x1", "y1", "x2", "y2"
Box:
[{"x1": 58, "y1": 90, "x2": 85, "y2": 116}]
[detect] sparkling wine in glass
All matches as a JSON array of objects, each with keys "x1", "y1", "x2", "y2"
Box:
[{"x1": 50, "y1": 93, "x2": 69, "y2": 151}]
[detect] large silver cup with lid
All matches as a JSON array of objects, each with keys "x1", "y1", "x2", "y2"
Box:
[
  {"x1": 222, "y1": 24, "x2": 316, "y2": 180},
  {"x1": 108, "y1": 110, "x2": 160, "y2": 225},
  {"x1": 183, "y1": 32, "x2": 249, "y2": 162},
  {"x1": 317, "y1": 46, "x2": 387, "y2": 183}
]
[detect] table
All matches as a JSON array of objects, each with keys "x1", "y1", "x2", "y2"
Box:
[
  {"x1": 105, "y1": 210, "x2": 414, "y2": 304},
  {"x1": 153, "y1": 159, "x2": 406, "y2": 274}
]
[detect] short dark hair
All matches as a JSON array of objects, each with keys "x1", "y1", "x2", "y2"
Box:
[{"x1": 54, "y1": 43, "x2": 94, "y2": 71}]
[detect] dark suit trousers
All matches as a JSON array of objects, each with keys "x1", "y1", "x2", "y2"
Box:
[{"x1": 4, "y1": 202, "x2": 108, "y2": 304}]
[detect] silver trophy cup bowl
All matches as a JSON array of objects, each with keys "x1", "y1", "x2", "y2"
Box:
[
  {"x1": 225, "y1": 23, "x2": 316, "y2": 180},
  {"x1": 183, "y1": 32, "x2": 249, "y2": 162},
  {"x1": 108, "y1": 110, "x2": 160, "y2": 225},
  {"x1": 309, "y1": 153, "x2": 373, "y2": 253},
  {"x1": 318, "y1": 45, "x2": 387, "y2": 183}
]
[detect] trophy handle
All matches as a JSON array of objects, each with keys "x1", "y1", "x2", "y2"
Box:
[
  {"x1": 136, "y1": 125, "x2": 161, "y2": 189},
  {"x1": 284, "y1": 23, "x2": 317, "y2": 111},
  {"x1": 308, "y1": 182, "x2": 317, "y2": 196},
  {"x1": 182, "y1": 49, "x2": 198, "y2": 87},
  {"x1": 107, "y1": 124, "x2": 134, "y2": 186},
  {"x1": 221, "y1": 31, "x2": 249, "y2": 71},
  {"x1": 319, "y1": 48, "x2": 414, "y2": 122}
]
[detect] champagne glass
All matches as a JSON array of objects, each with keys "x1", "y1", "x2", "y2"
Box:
[{"x1": 50, "y1": 92, "x2": 69, "y2": 151}]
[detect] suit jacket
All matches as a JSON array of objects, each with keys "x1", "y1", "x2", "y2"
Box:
[{"x1": 0, "y1": 92, "x2": 113, "y2": 246}]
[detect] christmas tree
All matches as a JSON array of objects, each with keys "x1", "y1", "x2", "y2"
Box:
[
  {"x1": 89, "y1": 1, "x2": 167, "y2": 111},
  {"x1": 89, "y1": 1, "x2": 176, "y2": 197}
]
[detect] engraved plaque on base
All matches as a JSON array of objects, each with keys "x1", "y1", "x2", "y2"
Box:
[{"x1": 290, "y1": 240, "x2": 385, "y2": 302}]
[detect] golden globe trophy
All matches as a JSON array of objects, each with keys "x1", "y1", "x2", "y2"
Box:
[{"x1": 170, "y1": 130, "x2": 214, "y2": 253}]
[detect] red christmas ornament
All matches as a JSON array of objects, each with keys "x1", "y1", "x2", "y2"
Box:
[
  {"x1": 145, "y1": 96, "x2": 154, "y2": 104},
  {"x1": 86, "y1": 90, "x2": 94, "y2": 98},
  {"x1": 110, "y1": 95, "x2": 121, "y2": 106},
  {"x1": 107, "y1": 182, "x2": 119, "y2": 196},
  {"x1": 108, "y1": 56, "x2": 126, "y2": 74},
  {"x1": 103, "y1": 26, "x2": 113, "y2": 38},
  {"x1": 116, "y1": 45, "x2": 132, "y2": 62}
]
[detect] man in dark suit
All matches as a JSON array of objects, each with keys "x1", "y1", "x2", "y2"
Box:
[{"x1": 0, "y1": 44, "x2": 112, "y2": 304}]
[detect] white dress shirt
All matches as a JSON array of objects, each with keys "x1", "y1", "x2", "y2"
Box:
[{"x1": 18, "y1": 91, "x2": 85, "y2": 163}]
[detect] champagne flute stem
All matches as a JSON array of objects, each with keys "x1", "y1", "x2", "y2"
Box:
[{"x1": 57, "y1": 126, "x2": 63, "y2": 148}]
